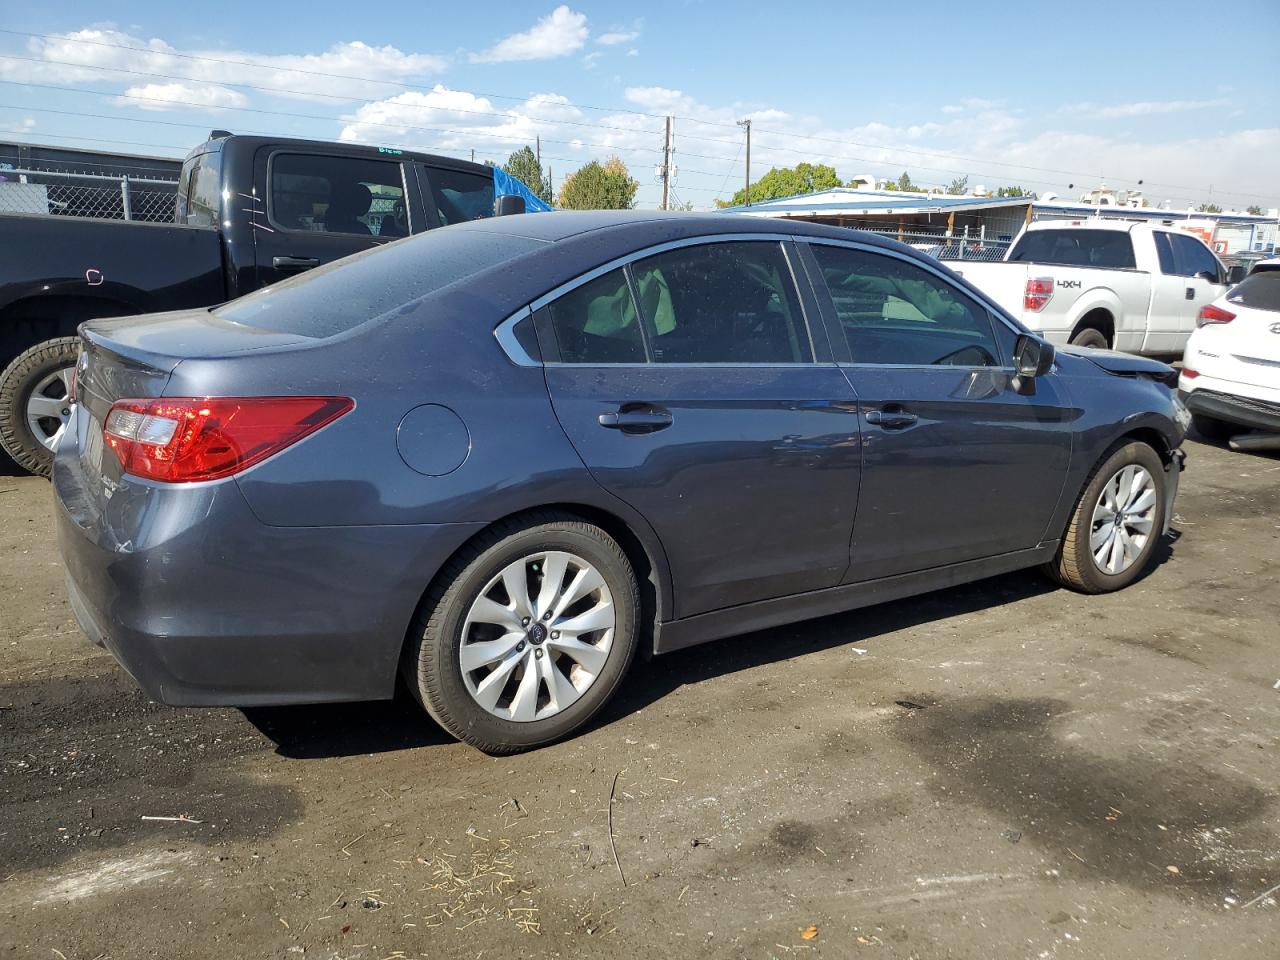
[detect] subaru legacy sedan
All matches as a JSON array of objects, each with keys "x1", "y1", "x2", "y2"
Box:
[{"x1": 54, "y1": 212, "x2": 1187, "y2": 753}]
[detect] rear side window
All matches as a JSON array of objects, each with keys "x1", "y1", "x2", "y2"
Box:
[
  {"x1": 1008, "y1": 229, "x2": 1136, "y2": 269},
  {"x1": 177, "y1": 151, "x2": 222, "y2": 227},
  {"x1": 216, "y1": 230, "x2": 542, "y2": 337},
  {"x1": 812, "y1": 244, "x2": 1002, "y2": 367},
  {"x1": 269, "y1": 153, "x2": 406, "y2": 237},
  {"x1": 1226, "y1": 271, "x2": 1280, "y2": 312},
  {"x1": 547, "y1": 268, "x2": 646, "y2": 364},
  {"x1": 629, "y1": 241, "x2": 812, "y2": 363},
  {"x1": 425, "y1": 167, "x2": 495, "y2": 226}
]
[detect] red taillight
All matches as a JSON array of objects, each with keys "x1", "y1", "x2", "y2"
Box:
[
  {"x1": 1024, "y1": 277, "x2": 1054, "y2": 312},
  {"x1": 1182, "y1": 368, "x2": 1200, "y2": 379},
  {"x1": 1196, "y1": 304, "x2": 1235, "y2": 327},
  {"x1": 104, "y1": 396, "x2": 353, "y2": 482}
]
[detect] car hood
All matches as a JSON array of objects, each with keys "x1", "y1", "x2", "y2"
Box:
[{"x1": 1058, "y1": 345, "x2": 1178, "y2": 387}]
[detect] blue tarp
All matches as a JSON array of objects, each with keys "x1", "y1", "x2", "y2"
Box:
[{"x1": 493, "y1": 167, "x2": 553, "y2": 212}]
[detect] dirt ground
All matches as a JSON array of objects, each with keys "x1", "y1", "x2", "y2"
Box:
[{"x1": 1, "y1": 436, "x2": 1277, "y2": 960}]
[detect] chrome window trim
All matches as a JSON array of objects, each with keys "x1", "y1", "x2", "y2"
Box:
[
  {"x1": 528, "y1": 233, "x2": 819, "y2": 367},
  {"x1": 493, "y1": 307, "x2": 539, "y2": 367},
  {"x1": 800, "y1": 236, "x2": 1025, "y2": 370}
]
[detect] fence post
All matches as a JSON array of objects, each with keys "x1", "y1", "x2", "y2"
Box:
[{"x1": 121, "y1": 175, "x2": 132, "y2": 221}]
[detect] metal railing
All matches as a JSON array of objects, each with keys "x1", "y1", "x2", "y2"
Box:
[{"x1": 0, "y1": 166, "x2": 178, "y2": 222}]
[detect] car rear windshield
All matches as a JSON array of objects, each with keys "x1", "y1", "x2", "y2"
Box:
[
  {"x1": 216, "y1": 230, "x2": 543, "y2": 337},
  {"x1": 1226, "y1": 270, "x2": 1280, "y2": 313},
  {"x1": 1007, "y1": 229, "x2": 1137, "y2": 269}
]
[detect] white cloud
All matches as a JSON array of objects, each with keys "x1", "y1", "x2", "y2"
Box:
[
  {"x1": 470, "y1": 6, "x2": 589, "y2": 64},
  {"x1": 119, "y1": 81, "x2": 247, "y2": 112},
  {"x1": 597, "y1": 30, "x2": 639, "y2": 46},
  {"x1": 0, "y1": 28, "x2": 447, "y2": 103},
  {"x1": 627, "y1": 48, "x2": 639, "y2": 57},
  {"x1": 338, "y1": 86, "x2": 584, "y2": 155},
  {"x1": 1065, "y1": 98, "x2": 1230, "y2": 119},
  {"x1": 0, "y1": 116, "x2": 36, "y2": 134},
  {"x1": 582, "y1": 51, "x2": 603, "y2": 70}
]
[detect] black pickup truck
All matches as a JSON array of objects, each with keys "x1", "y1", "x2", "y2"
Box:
[{"x1": 0, "y1": 131, "x2": 537, "y2": 475}]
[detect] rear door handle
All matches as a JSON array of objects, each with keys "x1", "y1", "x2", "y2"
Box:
[
  {"x1": 1185, "y1": 287, "x2": 1196, "y2": 301},
  {"x1": 866, "y1": 408, "x2": 918, "y2": 429},
  {"x1": 273, "y1": 256, "x2": 321, "y2": 271},
  {"x1": 598, "y1": 406, "x2": 673, "y2": 434}
]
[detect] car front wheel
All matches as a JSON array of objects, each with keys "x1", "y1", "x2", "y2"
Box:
[
  {"x1": 405, "y1": 513, "x2": 640, "y2": 753},
  {"x1": 1045, "y1": 441, "x2": 1168, "y2": 593}
]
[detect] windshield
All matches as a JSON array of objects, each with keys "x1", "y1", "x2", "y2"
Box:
[{"x1": 217, "y1": 229, "x2": 543, "y2": 337}]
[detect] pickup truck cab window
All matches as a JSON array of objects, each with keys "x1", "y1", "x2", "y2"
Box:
[
  {"x1": 1170, "y1": 233, "x2": 1224, "y2": 282},
  {"x1": 269, "y1": 153, "x2": 406, "y2": 237},
  {"x1": 1007, "y1": 229, "x2": 1136, "y2": 269},
  {"x1": 176, "y1": 151, "x2": 222, "y2": 227},
  {"x1": 811, "y1": 244, "x2": 1002, "y2": 367},
  {"x1": 423, "y1": 167, "x2": 496, "y2": 226}
]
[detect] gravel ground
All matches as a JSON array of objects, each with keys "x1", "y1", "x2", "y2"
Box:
[{"x1": 1, "y1": 435, "x2": 1277, "y2": 959}]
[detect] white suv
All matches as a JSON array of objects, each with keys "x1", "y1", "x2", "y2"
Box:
[{"x1": 1179, "y1": 261, "x2": 1280, "y2": 443}]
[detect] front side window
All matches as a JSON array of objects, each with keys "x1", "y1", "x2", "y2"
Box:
[
  {"x1": 426, "y1": 167, "x2": 495, "y2": 226},
  {"x1": 1154, "y1": 232, "x2": 1177, "y2": 274},
  {"x1": 812, "y1": 244, "x2": 1002, "y2": 367},
  {"x1": 629, "y1": 241, "x2": 811, "y2": 363},
  {"x1": 269, "y1": 154, "x2": 405, "y2": 237},
  {"x1": 1170, "y1": 234, "x2": 1223, "y2": 281},
  {"x1": 547, "y1": 268, "x2": 646, "y2": 364},
  {"x1": 1008, "y1": 229, "x2": 1136, "y2": 269}
]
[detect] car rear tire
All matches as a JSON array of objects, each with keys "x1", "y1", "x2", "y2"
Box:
[
  {"x1": 404, "y1": 512, "x2": 640, "y2": 753},
  {"x1": 0, "y1": 336, "x2": 81, "y2": 478},
  {"x1": 1069, "y1": 326, "x2": 1109, "y2": 349},
  {"x1": 1044, "y1": 441, "x2": 1168, "y2": 594},
  {"x1": 1191, "y1": 413, "x2": 1235, "y2": 443}
]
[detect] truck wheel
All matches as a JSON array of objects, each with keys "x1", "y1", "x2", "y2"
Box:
[
  {"x1": 1069, "y1": 326, "x2": 1109, "y2": 349},
  {"x1": 1043, "y1": 441, "x2": 1168, "y2": 594},
  {"x1": 0, "y1": 337, "x2": 81, "y2": 478},
  {"x1": 403, "y1": 512, "x2": 640, "y2": 753}
]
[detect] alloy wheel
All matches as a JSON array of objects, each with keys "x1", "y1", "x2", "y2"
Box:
[
  {"x1": 25, "y1": 365, "x2": 74, "y2": 452},
  {"x1": 1090, "y1": 464, "x2": 1158, "y2": 575},
  {"x1": 459, "y1": 551, "x2": 615, "y2": 722}
]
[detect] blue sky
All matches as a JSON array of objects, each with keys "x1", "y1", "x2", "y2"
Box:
[{"x1": 2, "y1": 1, "x2": 1277, "y2": 211}]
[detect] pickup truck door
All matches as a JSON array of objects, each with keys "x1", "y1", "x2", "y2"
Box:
[
  {"x1": 1147, "y1": 231, "x2": 1228, "y2": 352},
  {"x1": 252, "y1": 147, "x2": 425, "y2": 288}
]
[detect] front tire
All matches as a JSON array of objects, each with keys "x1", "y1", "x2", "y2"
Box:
[
  {"x1": 1045, "y1": 441, "x2": 1167, "y2": 594},
  {"x1": 404, "y1": 513, "x2": 640, "y2": 753},
  {"x1": 0, "y1": 337, "x2": 81, "y2": 478}
]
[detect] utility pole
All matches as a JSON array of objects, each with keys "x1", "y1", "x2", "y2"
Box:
[
  {"x1": 536, "y1": 136, "x2": 541, "y2": 167},
  {"x1": 660, "y1": 116, "x2": 674, "y2": 211},
  {"x1": 737, "y1": 119, "x2": 751, "y2": 206}
]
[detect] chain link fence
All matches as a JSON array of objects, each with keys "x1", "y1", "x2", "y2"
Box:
[{"x1": 0, "y1": 165, "x2": 178, "y2": 222}]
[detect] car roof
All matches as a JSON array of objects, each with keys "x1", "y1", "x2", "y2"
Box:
[{"x1": 446, "y1": 209, "x2": 918, "y2": 251}]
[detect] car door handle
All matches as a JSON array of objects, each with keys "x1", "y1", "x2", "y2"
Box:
[
  {"x1": 865, "y1": 408, "x2": 918, "y2": 429},
  {"x1": 1185, "y1": 287, "x2": 1196, "y2": 300},
  {"x1": 272, "y1": 256, "x2": 321, "y2": 271},
  {"x1": 598, "y1": 406, "x2": 673, "y2": 434}
]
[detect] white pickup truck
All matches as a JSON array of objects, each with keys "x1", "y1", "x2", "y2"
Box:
[{"x1": 953, "y1": 220, "x2": 1237, "y2": 355}]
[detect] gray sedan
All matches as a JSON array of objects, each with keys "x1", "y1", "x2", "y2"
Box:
[{"x1": 54, "y1": 212, "x2": 1188, "y2": 752}]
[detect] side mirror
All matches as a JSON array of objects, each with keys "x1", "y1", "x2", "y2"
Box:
[
  {"x1": 1014, "y1": 334, "x2": 1055, "y2": 377},
  {"x1": 495, "y1": 194, "x2": 526, "y2": 217},
  {"x1": 1227, "y1": 264, "x2": 1247, "y2": 285}
]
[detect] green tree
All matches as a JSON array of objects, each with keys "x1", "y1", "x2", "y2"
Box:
[
  {"x1": 882, "y1": 171, "x2": 922, "y2": 193},
  {"x1": 558, "y1": 156, "x2": 639, "y2": 210},
  {"x1": 503, "y1": 145, "x2": 552, "y2": 204},
  {"x1": 945, "y1": 175, "x2": 969, "y2": 195},
  {"x1": 719, "y1": 162, "x2": 842, "y2": 207},
  {"x1": 1247, "y1": 205, "x2": 1263, "y2": 215},
  {"x1": 995, "y1": 185, "x2": 1027, "y2": 197},
  {"x1": 1197, "y1": 203, "x2": 1223, "y2": 214}
]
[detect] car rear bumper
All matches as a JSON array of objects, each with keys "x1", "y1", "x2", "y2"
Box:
[
  {"x1": 53, "y1": 429, "x2": 483, "y2": 707},
  {"x1": 1181, "y1": 387, "x2": 1280, "y2": 433}
]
